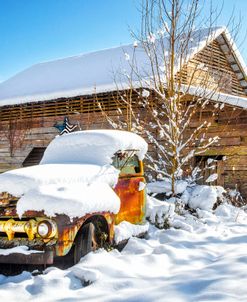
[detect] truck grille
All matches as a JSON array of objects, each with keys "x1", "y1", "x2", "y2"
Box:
[
  {"x1": 0, "y1": 232, "x2": 28, "y2": 238},
  {"x1": 0, "y1": 218, "x2": 38, "y2": 240}
]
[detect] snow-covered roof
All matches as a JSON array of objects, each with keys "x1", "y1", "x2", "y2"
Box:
[
  {"x1": 213, "y1": 92, "x2": 247, "y2": 109},
  {"x1": 40, "y1": 129, "x2": 148, "y2": 165},
  {"x1": 0, "y1": 26, "x2": 246, "y2": 107},
  {"x1": 184, "y1": 85, "x2": 247, "y2": 109}
]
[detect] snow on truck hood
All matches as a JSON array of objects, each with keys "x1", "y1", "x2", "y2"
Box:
[
  {"x1": 16, "y1": 182, "x2": 121, "y2": 219},
  {"x1": 0, "y1": 164, "x2": 119, "y2": 197},
  {"x1": 0, "y1": 164, "x2": 121, "y2": 218}
]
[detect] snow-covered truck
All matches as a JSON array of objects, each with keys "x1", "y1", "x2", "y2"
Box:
[{"x1": 0, "y1": 130, "x2": 148, "y2": 266}]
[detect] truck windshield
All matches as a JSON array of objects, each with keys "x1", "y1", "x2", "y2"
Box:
[{"x1": 112, "y1": 151, "x2": 141, "y2": 175}]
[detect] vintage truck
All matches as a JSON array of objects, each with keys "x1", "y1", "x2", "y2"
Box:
[{"x1": 0, "y1": 130, "x2": 148, "y2": 266}]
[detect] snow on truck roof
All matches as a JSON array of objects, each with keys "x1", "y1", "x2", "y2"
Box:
[
  {"x1": 40, "y1": 129, "x2": 148, "y2": 165},
  {"x1": 0, "y1": 26, "x2": 246, "y2": 108}
]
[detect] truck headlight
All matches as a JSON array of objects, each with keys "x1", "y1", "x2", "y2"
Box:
[{"x1": 37, "y1": 220, "x2": 57, "y2": 238}]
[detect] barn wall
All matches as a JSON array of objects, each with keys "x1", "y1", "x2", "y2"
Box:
[
  {"x1": 0, "y1": 99, "x2": 246, "y2": 200},
  {"x1": 189, "y1": 103, "x2": 247, "y2": 198}
]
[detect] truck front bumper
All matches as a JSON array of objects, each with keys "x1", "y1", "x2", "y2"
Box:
[
  {"x1": 0, "y1": 237, "x2": 56, "y2": 265},
  {"x1": 0, "y1": 250, "x2": 54, "y2": 265}
]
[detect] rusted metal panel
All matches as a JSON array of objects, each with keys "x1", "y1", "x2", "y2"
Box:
[
  {"x1": 55, "y1": 222, "x2": 79, "y2": 256},
  {"x1": 54, "y1": 212, "x2": 115, "y2": 256},
  {"x1": 0, "y1": 192, "x2": 18, "y2": 207},
  {"x1": 103, "y1": 212, "x2": 115, "y2": 242}
]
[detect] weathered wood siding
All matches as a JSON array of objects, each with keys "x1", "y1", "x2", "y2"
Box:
[
  {"x1": 0, "y1": 100, "x2": 246, "y2": 199},
  {"x1": 190, "y1": 103, "x2": 247, "y2": 198}
]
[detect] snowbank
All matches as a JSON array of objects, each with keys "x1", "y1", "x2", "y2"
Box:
[
  {"x1": 147, "y1": 179, "x2": 226, "y2": 211},
  {"x1": 114, "y1": 221, "x2": 149, "y2": 244},
  {"x1": 146, "y1": 195, "x2": 175, "y2": 227},
  {"x1": 41, "y1": 130, "x2": 148, "y2": 165},
  {"x1": 214, "y1": 203, "x2": 246, "y2": 222},
  {"x1": 146, "y1": 189, "x2": 247, "y2": 233}
]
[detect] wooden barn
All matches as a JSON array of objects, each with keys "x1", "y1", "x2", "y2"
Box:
[{"x1": 0, "y1": 27, "x2": 246, "y2": 199}]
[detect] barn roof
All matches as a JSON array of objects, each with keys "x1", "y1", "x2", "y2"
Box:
[{"x1": 0, "y1": 26, "x2": 246, "y2": 108}]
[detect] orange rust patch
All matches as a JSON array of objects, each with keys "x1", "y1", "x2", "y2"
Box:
[{"x1": 114, "y1": 176, "x2": 146, "y2": 225}]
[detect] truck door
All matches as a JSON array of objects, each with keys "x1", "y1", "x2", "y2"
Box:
[{"x1": 113, "y1": 151, "x2": 146, "y2": 224}]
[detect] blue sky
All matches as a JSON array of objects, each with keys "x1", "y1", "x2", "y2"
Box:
[{"x1": 0, "y1": 0, "x2": 246, "y2": 82}]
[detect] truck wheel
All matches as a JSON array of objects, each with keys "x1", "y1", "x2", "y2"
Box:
[{"x1": 73, "y1": 222, "x2": 98, "y2": 264}]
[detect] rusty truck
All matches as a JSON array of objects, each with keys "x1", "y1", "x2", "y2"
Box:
[{"x1": 0, "y1": 130, "x2": 147, "y2": 266}]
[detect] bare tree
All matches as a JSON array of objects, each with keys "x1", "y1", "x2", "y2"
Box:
[{"x1": 98, "y1": 0, "x2": 242, "y2": 195}]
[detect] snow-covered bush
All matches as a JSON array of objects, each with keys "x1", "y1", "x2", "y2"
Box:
[
  {"x1": 145, "y1": 177, "x2": 237, "y2": 230},
  {"x1": 187, "y1": 185, "x2": 225, "y2": 211},
  {"x1": 146, "y1": 181, "x2": 247, "y2": 234},
  {"x1": 146, "y1": 195, "x2": 175, "y2": 229},
  {"x1": 147, "y1": 178, "x2": 225, "y2": 210},
  {"x1": 224, "y1": 187, "x2": 244, "y2": 207}
]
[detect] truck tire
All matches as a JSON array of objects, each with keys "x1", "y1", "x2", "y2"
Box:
[{"x1": 73, "y1": 222, "x2": 98, "y2": 264}]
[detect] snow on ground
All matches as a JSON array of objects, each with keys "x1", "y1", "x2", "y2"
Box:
[
  {"x1": 147, "y1": 179, "x2": 188, "y2": 196},
  {"x1": 147, "y1": 179, "x2": 226, "y2": 211},
  {"x1": 187, "y1": 185, "x2": 225, "y2": 211},
  {"x1": 1, "y1": 197, "x2": 247, "y2": 301},
  {"x1": 114, "y1": 221, "x2": 149, "y2": 244}
]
